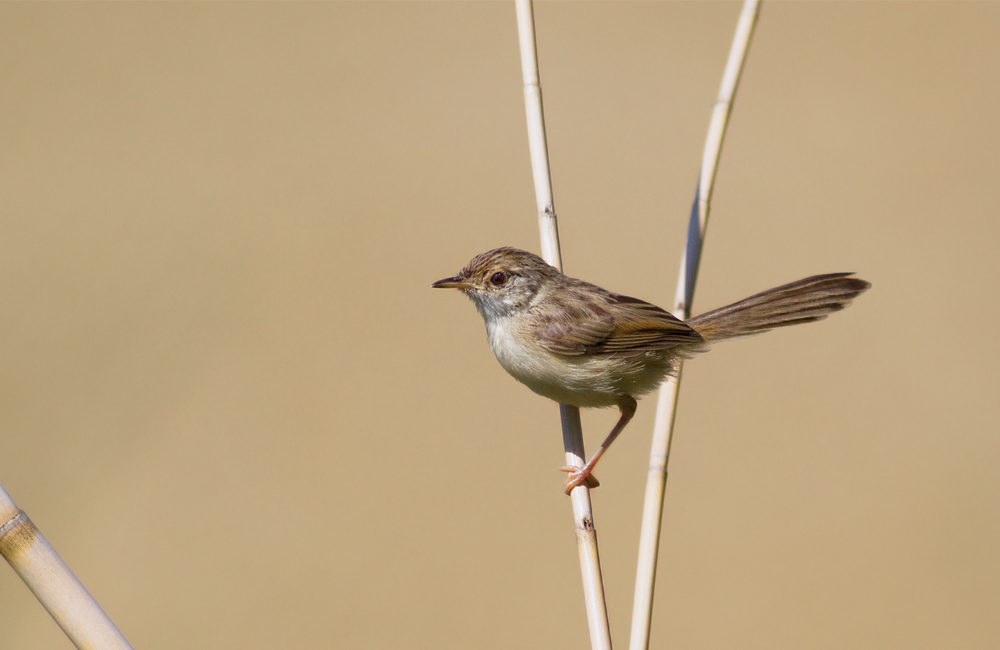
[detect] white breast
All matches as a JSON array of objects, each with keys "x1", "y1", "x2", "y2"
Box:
[{"x1": 484, "y1": 316, "x2": 630, "y2": 408}]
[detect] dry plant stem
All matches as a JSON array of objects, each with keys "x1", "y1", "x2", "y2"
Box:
[
  {"x1": 0, "y1": 483, "x2": 133, "y2": 650},
  {"x1": 515, "y1": 0, "x2": 561, "y2": 270},
  {"x1": 515, "y1": 1, "x2": 613, "y2": 649},
  {"x1": 628, "y1": 2, "x2": 761, "y2": 650}
]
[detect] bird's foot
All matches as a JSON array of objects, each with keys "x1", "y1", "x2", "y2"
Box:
[{"x1": 560, "y1": 466, "x2": 600, "y2": 494}]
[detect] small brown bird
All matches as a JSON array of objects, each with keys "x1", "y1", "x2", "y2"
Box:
[{"x1": 433, "y1": 247, "x2": 870, "y2": 493}]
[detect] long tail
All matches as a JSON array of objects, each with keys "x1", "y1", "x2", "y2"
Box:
[{"x1": 686, "y1": 273, "x2": 871, "y2": 342}]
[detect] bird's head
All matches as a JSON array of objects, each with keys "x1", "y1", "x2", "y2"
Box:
[{"x1": 432, "y1": 247, "x2": 560, "y2": 320}]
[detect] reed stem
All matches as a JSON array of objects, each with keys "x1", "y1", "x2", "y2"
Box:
[
  {"x1": 515, "y1": 2, "x2": 613, "y2": 648},
  {"x1": 628, "y1": 3, "x2": 761, "y2": 649},
  {"x1": 0, "y1": 483, "x2": 133, "y2": 650}
]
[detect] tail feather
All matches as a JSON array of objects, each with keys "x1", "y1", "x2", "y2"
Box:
[{"x1": 687, "y1": 273, "x2": 871, "y2": 342}]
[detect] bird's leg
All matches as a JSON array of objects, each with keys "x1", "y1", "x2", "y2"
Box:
[{"x1": 561, "y1": 396, "x2": 638, "y2": 494}]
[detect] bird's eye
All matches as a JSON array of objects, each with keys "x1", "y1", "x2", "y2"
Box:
[{"x1": 489, "y1": 271, "x2": 507, "y2": 286}]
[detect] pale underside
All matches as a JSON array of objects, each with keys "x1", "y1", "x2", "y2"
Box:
[{"x1": 484, "y1": 282, "x2": 706, "y2": 408}]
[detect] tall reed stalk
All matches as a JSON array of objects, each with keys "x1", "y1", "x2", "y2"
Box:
[
  {"x1": 515, "y1": 2, "x2": 613, "y2": 649},
  {"x1": 0, "y1": 482, "x2": 133, "y2": 650},
  {"x1": 628, "y1": 3, "x2": 761, "y2": 649}
]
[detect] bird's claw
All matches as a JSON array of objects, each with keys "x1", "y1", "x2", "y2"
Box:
[{"x1": 560, "y1": 466, "x2": 600, "y2": 493}]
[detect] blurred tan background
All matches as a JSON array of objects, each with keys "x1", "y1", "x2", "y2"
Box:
[{"x1": 1, "y1": 2, "x2": 997, "y2": 648}]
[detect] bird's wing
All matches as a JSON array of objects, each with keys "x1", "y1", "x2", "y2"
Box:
[{"x1": 534, "y1": 292, "x2": 704, "y2": 356}]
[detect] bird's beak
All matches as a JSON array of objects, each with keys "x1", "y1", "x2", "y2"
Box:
[{"x1": 431, "y1": 275, "x2": 473, "y2": 290}]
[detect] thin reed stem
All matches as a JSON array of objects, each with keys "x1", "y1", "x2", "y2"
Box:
[
  {"x1": 0, "y1": 482, "x2": 133, "y2": 650},
  {"x1": 515, "y1": 2, "x2": 613, "y2": 648},
  {"x1": 628, "y1": 3, "x2": 761, "y2": 649}
]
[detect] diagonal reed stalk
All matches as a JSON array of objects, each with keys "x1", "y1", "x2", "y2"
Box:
[
  {"x1": 515, "y1": 2, "x2": 613, "y2": 649},
  {"x1": 628, "y1": 3, "x2": 761, "y2": 650},
  {"x1": 0, "y1": 482, "x2": 133, "y2": 650}
]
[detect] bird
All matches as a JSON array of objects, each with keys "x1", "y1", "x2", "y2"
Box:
[{"x1": 432, "y1": 247, "x2": 870, "y2": 493}]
